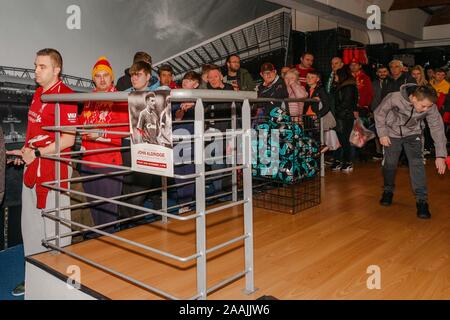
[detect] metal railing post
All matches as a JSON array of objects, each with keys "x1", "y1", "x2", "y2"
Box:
[
  {"x1": 242, "y1": 99, "x2": 255, "y2": 294},
  {"x1": 231, "y1": 102, "x2": 238, "y2": 202},
  {"x1": 194, "y1": 98, "x2": 207, "y2": 300},
  {"x1": 162, "y1": 177, "x2": 168, "y2": 224},
  {"x1": 53, "y1": 102, "x2": 61, "y2": 252}
]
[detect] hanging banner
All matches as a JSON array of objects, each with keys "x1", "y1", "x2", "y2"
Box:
[{"x1": 128, "y1": 90, "x2": 174, "y2": 177}]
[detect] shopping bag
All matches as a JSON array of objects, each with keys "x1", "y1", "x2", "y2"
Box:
[
  {"x1": 350, "y1": 118, "x2": 376, "y2": 148},
  {"x1": 324, "y1": 130, "x2": 341, "y2": 150},
  {"x1": 443, "y1": 111, "x2": 450, "y2": 124}
]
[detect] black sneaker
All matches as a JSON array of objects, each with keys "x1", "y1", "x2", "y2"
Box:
[
  {"x1": 416, "y1": 201, "x2": 431, "y2": 219},
  {"x1": 380, "y1": 191, "x2": 393, "y2": 206},
  {"x1": 331, "y1": 161, "x2": 342, "y2": 171},
  {"x1": 372, "y1": 153, "x2": 383, "y2": 161},
  {"x1": 341, "y1": 162, "x2": 354, "y2": 172},
  {"x1": 11, "y1": 282, "x2": 25, "y2": 297}
]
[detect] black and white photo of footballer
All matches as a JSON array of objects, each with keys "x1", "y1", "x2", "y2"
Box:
[{"x1": 128, "y1": 91, "x2": 173, "y2": 148}]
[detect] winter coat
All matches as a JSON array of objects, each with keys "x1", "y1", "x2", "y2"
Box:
[
  {"x1": 387, "y1": 73, "x2": 415, "y2": 93},
  {"x1": 223, "y1": 68, "x2": 256, "y2": 92},
  {"x1": 257, "y1": 76, "x2": 289, "y2": 114},
  {"x1": 374, "y1": 83, "x2": 447, "y2": 158},
  {"x1": 305, "y1": 85, "x2": 336, "y2": 130},
  {"x1": 371, "y1": 78, "x2": 394, "y2": 111},
  {"x1": 205, "y1": 83, "x2": 235, "y2": 130},
  {"x1": 286, "y1": 81, "x2": 307, "y2": 117},
  {"x1": 305, "y1": 85, "x2": 332, "y2": 118},
  {"x1": 333, "y1": 79, "x2": 359, "y2": 120},
  {"x1": 353, "y1": 70, "x2": 374, "y2": 108}
]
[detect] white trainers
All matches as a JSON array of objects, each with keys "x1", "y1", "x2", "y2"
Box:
[{"x1": 341, "y1": 163, "x2": 354, "y2": 172}]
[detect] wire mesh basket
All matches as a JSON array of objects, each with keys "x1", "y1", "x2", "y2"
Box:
[{"x1": 251, "y1": 109, "x2": 322, "y2": 214}]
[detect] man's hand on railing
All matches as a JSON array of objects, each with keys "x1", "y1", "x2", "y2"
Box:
[
  {"x1": 180, "y1": 102, "x2": 195, "y2": 112},
  {"x1": 6, "y1": 149, "x2": 25, "y2": 166}
]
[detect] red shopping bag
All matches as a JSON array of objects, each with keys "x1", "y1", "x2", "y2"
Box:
[
  {"x1": 443, "y1": 111, "x2": 450, "y2": 124},
  {"x1": 350, "y1": 119, "x2": 375, "y2": 148}
]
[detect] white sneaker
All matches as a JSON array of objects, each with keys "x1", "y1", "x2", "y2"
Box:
[
  {"x1": 178, "y1": 206, "x2": 191, "y2": 214},
  {"x1": 341, "y1": 163, "x2": 354, "y2": 172}
]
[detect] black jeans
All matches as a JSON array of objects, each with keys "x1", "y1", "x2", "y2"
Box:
[
  {"x1": 335, "y1": 118, "x2": 354, "y2": 164},
  {"x1": 383, "y1": 135, "x2": 427, "y2": 201}
]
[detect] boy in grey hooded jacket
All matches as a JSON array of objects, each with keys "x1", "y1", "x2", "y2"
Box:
[{"x1": 374, "y1": 84, "x2": 447, "y2": 219}]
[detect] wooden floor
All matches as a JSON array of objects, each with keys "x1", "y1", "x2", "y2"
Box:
[{"x1": 30, "y1": 161, "x2": 450, "y2": 300}]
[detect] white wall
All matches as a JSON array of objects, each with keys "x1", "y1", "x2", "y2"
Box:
[
  {"x1": 423, "y1": 24, "x2": 450, "y2": 40},
  {"x1": 292, "y1": 10, "x2": 369, "y2": 44},
  {"x1": 314, "y1": 0, "x2": 428, "y2": 40}
]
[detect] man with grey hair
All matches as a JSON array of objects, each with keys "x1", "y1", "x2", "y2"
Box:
[
  {"x1": 388, "y1": 59, "x2": 415, "y2": 92},
  {"x1": 326, "y1": 56, "x2": 344, "y2": 94}
]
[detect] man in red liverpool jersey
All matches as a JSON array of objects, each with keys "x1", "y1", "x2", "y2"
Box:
[
  {"x1": 79, "y1": 56, "x2": 129, "y2": 235},
  {"x1": 7, "y1": 48, "x2": 78, "y2": 296}
]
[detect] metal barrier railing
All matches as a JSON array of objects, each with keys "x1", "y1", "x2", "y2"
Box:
[{"x1": 39, "y1": 89, "x2": 324, "y2": 300}]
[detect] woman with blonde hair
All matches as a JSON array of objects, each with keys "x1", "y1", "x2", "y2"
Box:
[
  {"x1": 411, "y1": 65, "x2": 428, "y2": 86},
  {"x1": 283, "y1": 68, "x2": 307, "y2": 122}
]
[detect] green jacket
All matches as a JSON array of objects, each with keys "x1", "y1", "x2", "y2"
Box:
[{"x1": 223, "y1": 68, "x2": 256, "y2": 92}]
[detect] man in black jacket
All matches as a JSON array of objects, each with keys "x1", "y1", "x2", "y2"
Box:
[
  {"x1": 257, "y1": 62, "x2": 289, "y2": 117},
  {"x1": 371, "y1": 65, "x2": 393, "y2": 111},
  {"x1": 371, "y1": 65, "x2": 394, "y2": 159},
  {"x1": 332, "y1": 68, "x2": 359, "y2": 172},
  {"x1": 205, "y1": 66, "x2": 234, "y2": 199},
  {"x1": 388, "y1": 60, "x2": 415, "y2": 93}
]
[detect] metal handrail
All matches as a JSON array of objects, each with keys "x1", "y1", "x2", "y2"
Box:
[
  {"x1": 42, "y1": 242, "x2": 183, "y2": 300},
  {"x1": 43, "y1": 174, "x2": 235, "y2": 240},
  {"x1": 41, "y1": 89, "x2": 320, "y2": 104},
  {"x1": 36, "y1": 89, "x2": 323, "y2": 300},
  {"x1": 42, "y1": 212, "x2": 199, "y2": 263}
]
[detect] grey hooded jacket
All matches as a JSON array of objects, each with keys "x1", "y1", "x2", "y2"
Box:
[{"x1": 374, "y1": 84, "x2": 448, "y2": 158}]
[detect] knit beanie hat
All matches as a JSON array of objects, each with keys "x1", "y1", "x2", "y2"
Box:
[{"x1": 92, "y1": 56, "x2": 114, "y2": 80}]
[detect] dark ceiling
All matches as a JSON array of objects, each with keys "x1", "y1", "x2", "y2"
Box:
[{"x1": 390, "y1": 0, "x2": 450, "y2": 26}]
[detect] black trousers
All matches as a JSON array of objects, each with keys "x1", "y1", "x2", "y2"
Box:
[
  {"x1": 383, "y1": 135, "x2": 427, "y2": 201},
  {"x1": 335, "y1": 118, "x2": 354, "y2": 164}
]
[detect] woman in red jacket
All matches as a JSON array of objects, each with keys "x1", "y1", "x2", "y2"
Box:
[{"x1": 79, "y1": 57, "x2": 129, "y2": 235}]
